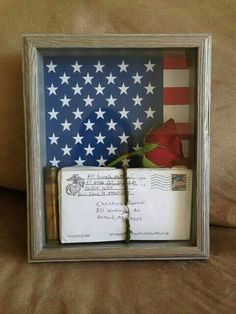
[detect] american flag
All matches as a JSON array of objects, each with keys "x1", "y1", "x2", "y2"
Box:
[{"x1": 44, "y1": 55, "x2": 191, "y2": 168}]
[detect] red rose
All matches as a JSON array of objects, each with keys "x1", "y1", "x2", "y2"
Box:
[
  {"x1": 107, "y1": 118, "x2": 183, "y2": 168},
  {"x1": 143, "y1": 119, "x2": 183, "y2": 168}
]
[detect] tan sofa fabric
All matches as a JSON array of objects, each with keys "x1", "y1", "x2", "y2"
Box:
[
  {"x1": 0, "y1": 188, "x2": 236, "y2": 313},
  {"x1": 0, "y1": 1, "x2": 235, "y2": 226}
]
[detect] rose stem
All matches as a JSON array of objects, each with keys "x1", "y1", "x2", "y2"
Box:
[{"x1": 107, "y1": 149, "x2": 142, "y2": 167}]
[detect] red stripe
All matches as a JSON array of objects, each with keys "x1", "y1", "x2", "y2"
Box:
[
  {"x1": 164, "y1": 87, "x2": 190, "y2": 105},
  {"x1": 163, "y1": 56, "x2": 189, "y2": 69},
  {"x1": 176, "y1": 123, "x2": 192, "y2": 140}
]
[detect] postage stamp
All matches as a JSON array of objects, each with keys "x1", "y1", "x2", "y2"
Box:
[{"x1": 172, "y1": 174, "x2": 187, "y2": 191}]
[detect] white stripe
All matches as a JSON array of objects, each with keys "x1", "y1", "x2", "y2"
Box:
[
  {"x1": 182, "y1": 140, "x2": 189, "y2": 158},
  {"x1": 164, "y1": 69, "x2": 189, "y2": 87},
  {"x1": 164, "y1": 105, "x2": 189, "y2": 123}
]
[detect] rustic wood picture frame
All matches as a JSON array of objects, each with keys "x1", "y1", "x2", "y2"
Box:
[{"x1": 22, "y1": 34, "x2": 211, "y2": 262}]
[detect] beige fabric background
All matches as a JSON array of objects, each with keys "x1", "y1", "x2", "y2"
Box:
[
  {"x1": 0, "y1": 0, "x2": 235, "y2": 226},
  {"x1": 0, "y1": 188, "x2": 236, "y2": 313}
]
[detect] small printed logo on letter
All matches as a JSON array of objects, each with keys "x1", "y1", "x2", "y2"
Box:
[{"x1": 65, "y1": 174, "x2": 85, "y2": 196}]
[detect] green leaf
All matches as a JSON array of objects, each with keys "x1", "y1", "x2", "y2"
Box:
[
  {"x1": 142, "y1": 143, "x2": 159, "y2": 153},
  {"x1": 107, "y1": 142, "x2": 163, "y2": 167},
  {"x1": 143, "y1": 155, "x2": 160, "y2": 168}
]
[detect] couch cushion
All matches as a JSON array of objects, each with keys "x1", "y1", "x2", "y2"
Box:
[{"x1": 0, "y1": 188, "x2": 235, "y2": 313}]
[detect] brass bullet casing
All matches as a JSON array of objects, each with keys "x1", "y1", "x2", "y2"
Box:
[{"x1": 44, "y1": 167, "x2": 59, "y2": 243}]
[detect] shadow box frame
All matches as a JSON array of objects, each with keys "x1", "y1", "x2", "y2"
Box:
[{"x1": 22, "y1": 34, "x2": 211, "y2": 262}]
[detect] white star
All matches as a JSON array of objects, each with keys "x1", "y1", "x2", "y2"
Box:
[
  {"x1": 118, "y1": 83, "x2": 129, "y2": 95},
  {"x1": 46, "y1": 61, "x2": 57, "y2": 73},
  {"x1": 144, "y1": 60, "x2": 155, "y2": 72},
  {"x1": 73, "y1": 108, "x2": 83, "y2": 120},
  {"x1": 145, "y1": 82, "x2": 155, "y2": 94},
  {"x1": 47, "y1": 83, "x2": 58, "y2": 95},
  {"x1": 61, "y1": 144, "x2": 72, "y2": 156},
  {"x1": 83, "y1": 72, "x2": 94, "y2": 85},
  {"x1": 106, "y1": 119, "x2": 117, "y2": 131},
  {"x1": 71, "y1": 61, "x2": 82, "y2": 73},
  {"x1": 84, "y1": 144, "x2": 95, "y2": 156},
  {"x1": 122, "y1": 159, "x2": 130, "y2": 167},
  {"x1": 106, "y1": 73, "x2": 116, "y2": 84},
  {"x1": 61, "y1": 119, "x2": 72, "y2": 131},
  {"x1": 83, "y1": 95, "x2": 94, "y2": 106},
  {"x1": 95, "y1": 132, "x2": 105, "y2": 144},
  {"x1": 96, "y1": 156, "x2": 107, "y2": 167},
  {"x1": 95, "y1": 107, "x2": 105, "y2": 119},
  {"x1": 49, "y1": 157, "x2": 60, "y2": 167},
  {"x1": 72, "y1": 83, "x2": 83, "y2": 95},
  {"x1": 60, "y1": 95, "x2": 71, "y2": 107},
  {"x1": 118, "y1": 60, "x2": 129, "y2": 72},
  {"x1": 133, "y1": 143, "x2": 142, "y2": 151},
  {"x1": 75, "y1": 157, "x2": 85, "y2": 166},
  {"x1": 94, "y1": 83, "x2": 105, "y2": 95},
  {"x1": 133, "y1": 118, "x2": 143, "y2": 130},
  {"x1": 48, "y1": 133, "x2": 59, "y2": 145},
  {"x1": 119, "y1": 132, "x2": 129, "y2": 143},
  {"x1": 132, "y1": 94, "x2": 143, "y2": 106},
  {"x1": 132, "y1": 72, "x2": 143, "y2": 84},
  {"x1": 73, "y1": 133, "x2": 84, "y2": 144},
  {"x1": 84, "y1": 119, "x2": 95, "y2": 131},
  {"x1": 106, "y1": 95, "x2": 116, "y2": 106},
  {"x1": 145, "y1": 107, "x2": 155, "y2": 118},
  {"x1": 59, "y1": 72, "x2": 70, "y2": 84},
  {"x1": 48, "y1": 108, "x2": 59, "y2": 120},
  {"x1": 94, "y1": 60, "x2": 105, "y2": 73},
  {"x1": 106, "y1": 144, "x2": 117, "y2": 155},
  {"x1": 118, "y1": 107, "x2": 129, "y2": 119}
]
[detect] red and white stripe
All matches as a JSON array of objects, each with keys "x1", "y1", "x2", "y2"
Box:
[{"x1": 163, "y1": 56, "x2": 192, "y2": 164}]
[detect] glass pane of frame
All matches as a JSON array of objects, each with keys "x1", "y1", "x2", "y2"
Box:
[{"x1": 39, "y1": 47, "x2": 198, "y2": 246}]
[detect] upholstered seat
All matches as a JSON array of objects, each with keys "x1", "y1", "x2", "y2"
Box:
[{"x1": 0, "y1": 188, "x2": 235, "y2": 312}]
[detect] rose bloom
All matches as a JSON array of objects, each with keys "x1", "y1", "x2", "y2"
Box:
[{"x1": 144, "y1": 119, "x2": 183, "y2": 168}]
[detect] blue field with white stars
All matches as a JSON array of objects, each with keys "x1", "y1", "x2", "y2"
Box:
[{"x1": 44, "y1": 56, "x2": 163, "y2": 168}]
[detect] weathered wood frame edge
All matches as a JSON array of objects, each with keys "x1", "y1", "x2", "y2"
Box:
[{"x1": 22, "y1": 34, "x2": 211, "y2": 262}]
